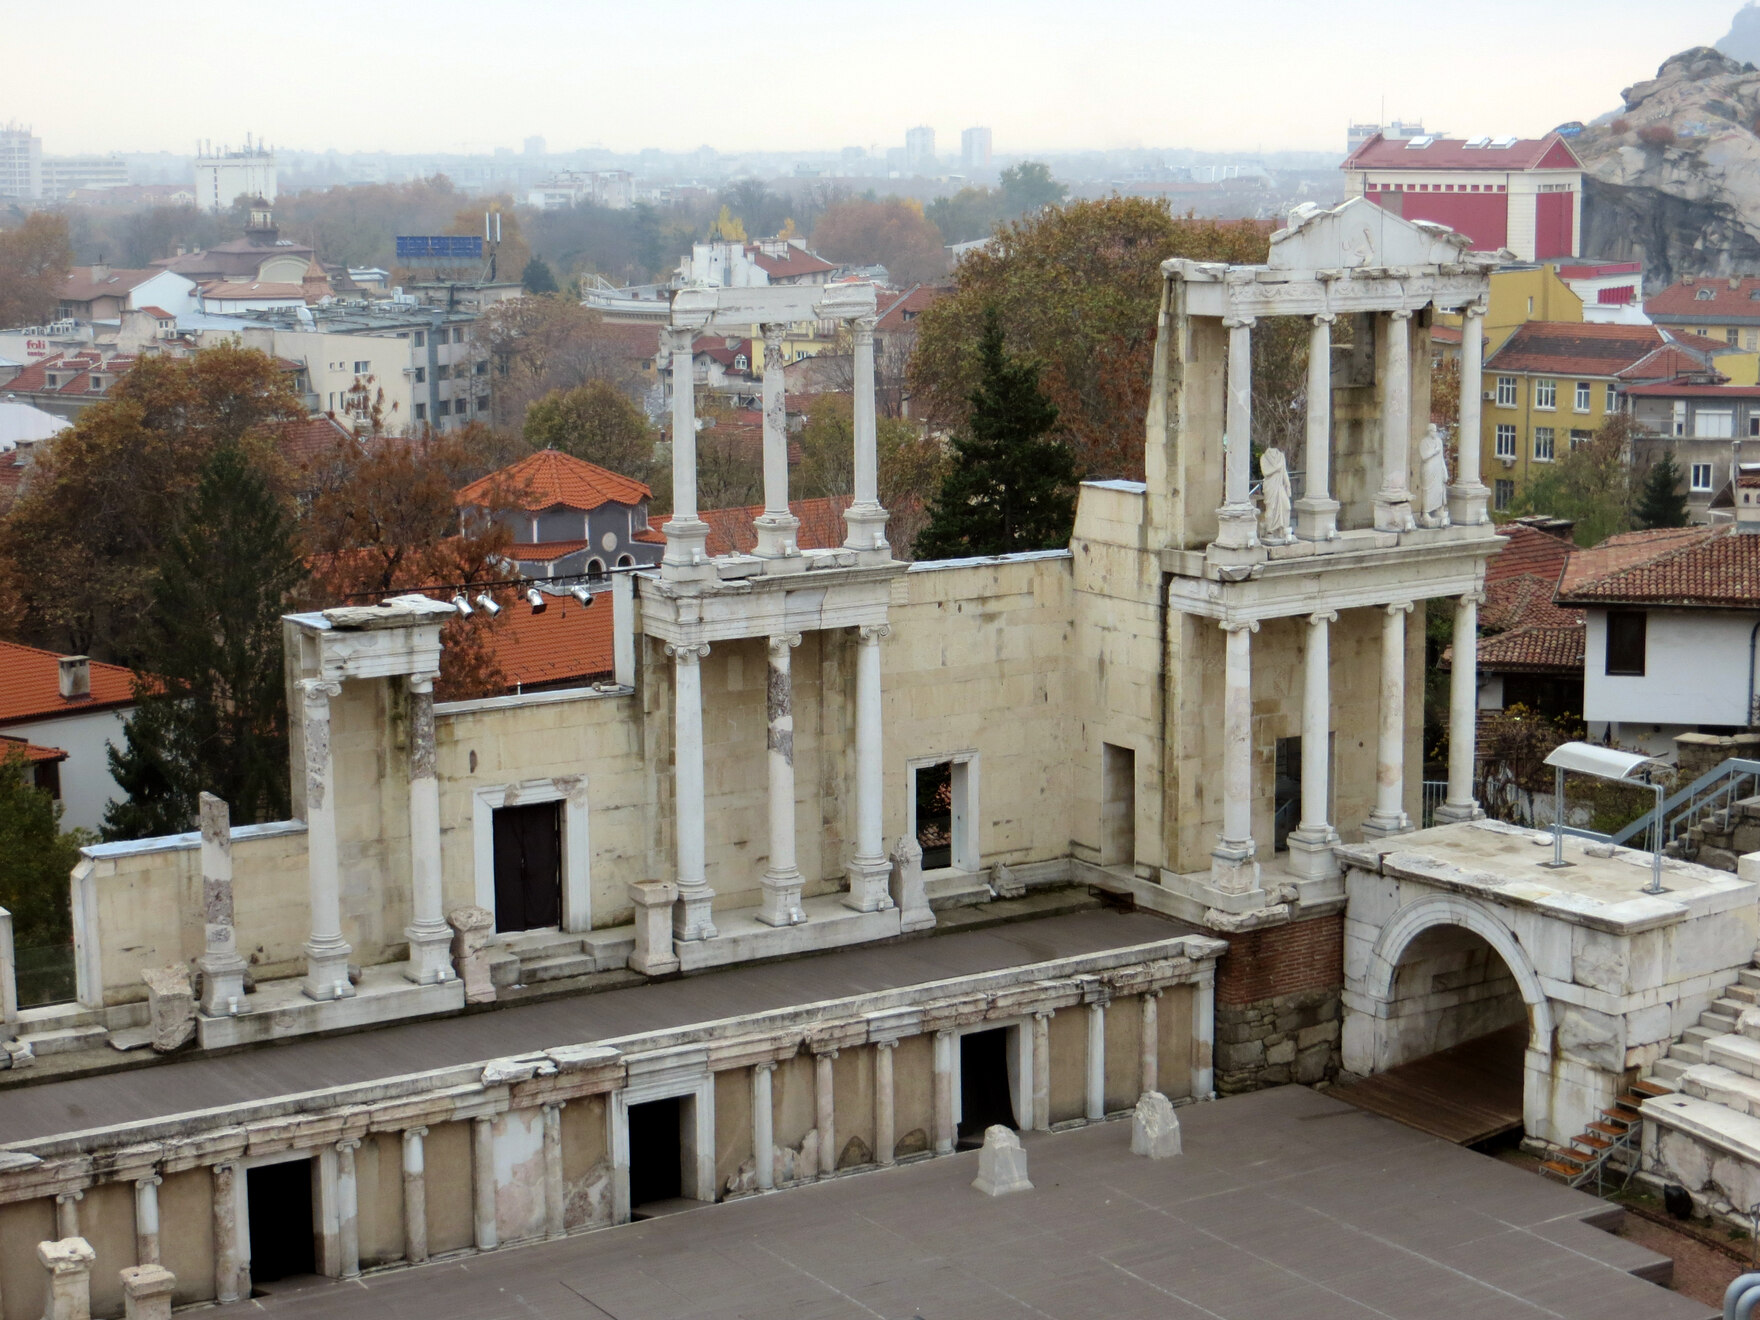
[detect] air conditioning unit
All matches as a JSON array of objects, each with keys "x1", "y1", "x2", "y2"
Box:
[
  {"x1": 1483, "y1": 390, "x2": 1496, "y2": 401},
  {"x1": 1500, "y1": 456, "x2": 1516, "y2": 469}
]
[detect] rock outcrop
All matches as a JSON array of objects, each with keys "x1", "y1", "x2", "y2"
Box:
[{"x1": 1576, "y1": 47, "x2": 1760, "y2": 286}]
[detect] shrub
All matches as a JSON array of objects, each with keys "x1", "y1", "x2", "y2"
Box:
[
  {"x1": 1637, "y1": 123, "x2": 1677, "y2": 147},
  {"x1": 1610, "y1": 117, "x2": 1630, "y2": 134}
]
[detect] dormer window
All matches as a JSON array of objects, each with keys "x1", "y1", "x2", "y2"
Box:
[{"x1": 1697, "y1": 287, "x2": 1716, "y2": 300}]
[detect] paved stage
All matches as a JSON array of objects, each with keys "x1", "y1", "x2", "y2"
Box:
[{"x1": 223, "y1": 1085, "x2": 1704, "y2": 1320}]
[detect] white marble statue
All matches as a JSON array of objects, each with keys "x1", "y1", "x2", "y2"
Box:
[
  {"x1": 1259, "y1": 446, "x2": 1292, "y2": 543},
  {"x1": 1418, "y1": 424, "x2": 1452, "y2": 527}
]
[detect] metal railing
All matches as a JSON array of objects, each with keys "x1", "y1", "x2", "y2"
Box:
[
  {"x1": 1421, "y1": 781, "x2": 1448, "y2": 828},
  {"x1": 1609, "y1": 757, "x2": 1760, "y2": 849}
]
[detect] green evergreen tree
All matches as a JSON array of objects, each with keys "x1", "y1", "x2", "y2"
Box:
[
  {"x1": 103, "y1": 443, "x2": 307, "y2": 840},
  {"x1": 1634, "y1": 448, "x2": 1691, "y2": 529},
  {"x1": 913, "y1": 310, "x2": 1076, "y2": 558},
  {"x1": 0, "y1": 747, "x2": 85, "y2": 949},
  {"x1": 521, "y1": 255, "x2": 559, "y2": 294}
]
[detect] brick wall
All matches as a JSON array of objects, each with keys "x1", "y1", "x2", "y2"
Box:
[
  {"x1": 1213, "y1": 914, "x2": 1345, "y2": 1094},
  {"x1": 1216, "y1": 913, "x2": 1344, "y2": 1006}
]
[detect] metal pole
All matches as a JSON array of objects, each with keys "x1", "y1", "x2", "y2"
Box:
[
  {"x1": 1646, "y1": 781, "x2": 1665, "y2": 894},
  {"x1": 1553, "y1": 764, "x2": 1565, "y2": 866}
]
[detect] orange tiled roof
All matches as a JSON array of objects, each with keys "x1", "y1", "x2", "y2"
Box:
[
  {"x1": 0, "y1": 734, "x2": 67, "y2": 764},
  {"x1": 1648, "y1": 276, "x2": 1760, "y2": 322},
  {"x1": 1485, "y1": 323, "x2": 1689, "y2": 378},
  {"x1": 58, "y1": 267, "x2": 161, "y2": 303},
  {"x1": 749, "y1": 245, "x2": 835, "y2": 280},
  {"x1": 1556, "y1": 525, "x2": 1760, "y2": 608},
  {"x1": 490, "y1": 597, "x2": 614, "y2": 691},
  {"x1": 677, "y1": 495, "x2": 853, "y2": 557},
  {"x1": 1486, "y1": 523, "x2": 1574, "y2": 587},
  {"x1": 1472, "y1": 621, "x2": 1586, "y2": 674},
  {"x1": 275, "y1": 415, "x2": 353, "y2": 468},
  {"x1": 456, "y1": 448, "x2": 650, "y2": 513},
  {"x1": 0, "y1": 640, "x2": 137, "y2": 724}
]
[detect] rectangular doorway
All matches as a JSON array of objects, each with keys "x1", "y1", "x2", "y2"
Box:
[
  {"x1": 627, "y1": 1096, "x2": 684, "y2": 1215},
  {"x1": 492, "y1": 801, "x2": 562, "y2": 932},
  {"x1": 246, "y1": 1159, "x2": 316, "y2": 1285},
  {"x1": 957, "y1": 1028, "x2": 1018, "y2": 1149},
  {"x1": 1101, "y1": 743, "x2": 1135, "y2": 868},
  {"x1": 914, "y1": 761, "x2": 953, "y2": 869}
]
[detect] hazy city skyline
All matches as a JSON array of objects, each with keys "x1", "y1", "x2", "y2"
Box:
[{"x1": 6, "y1": 0, "x2": 1748, "y2": 161}]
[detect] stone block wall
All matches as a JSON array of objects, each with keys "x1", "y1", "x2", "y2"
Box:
[{"x1": 1214, "y1": 913, "x2": 1344, "y2": 1094}]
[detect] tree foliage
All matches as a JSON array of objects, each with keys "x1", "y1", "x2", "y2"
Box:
[
  {"x1": 811, "y1": 198, "x2": 946, "y2": 285},
  {"x1": 794, "y1": 394, "x2": 948, "y2": 556},
  {"x1": 524, "y1": 382, "x2": 659, "y2": 488},
  {"x1": 909, "y1": 199, "x2": 1271, "y2": 480},
  {"x1": 0, "y1": 211, "x2": 73, "y2": 328},
  {"x1": 1509, "y1": 414, "x2": 1636, "y2": 546},
  {"x1": 914, "y1": 311, "x2": 1075, "y2": 558},
  {"x1": 923, "y1": 161, "x2": 1069, "y2": 244},
  {"x1": 521, "y1": 255, "x2": 559, "y2": 294},
  {"x1": 0, "y1": 747, "x2": 85, "y2": 949},
  {"x1": 272, "y1": 176, "x2": 467, "y2": 270},
  {"x1": 102, "y1": 443, "x2": 307, "y2": 840},
  {"x1": 1634, "y1": 448, "x2": 1691, "y2": 529},
  {"x1": 480, "y1": 294, "x2": 645, "y2": 430}
]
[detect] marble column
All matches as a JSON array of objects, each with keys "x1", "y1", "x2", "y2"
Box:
[
  {"x1": 134, "y1": 1175, "x2": 162, "y2": 1265},
  {"x1": 0, "y1": 902, "x2": 15, "y2": 1028},
  {"x1": 846, "y1": 624, "x2": 893, "y2": 912},
  {"x1": 1031, "y1": 1011, "x2": 1052, "y2": 1131},
  {"x1": 752, "y1": 1062, "x2": 776, "y2": 1191},
  {"x1": 196, "y1": 794, "x2": 247, "y2": 1014},
  {"x1": 814, "y1": 1049, "x2": 838, "y2": 1179},
  {"x1": 1294, "y1": 313, "x2": 1339, "y2": 541},
  {"x1": 543, "y1": 1103, "x2": 567, "y2": 1240},
  {"x1": 405, "y1": 676, "x2": 453, "y2": 983},
  {"x1": 1365, "y1": 602, "x2": 1415, "y2": 837},
  {"x1": 1450, "y1": 300, "x2": 1491, "y2": 526},
  {"x1": 1086, "y1": 1003, "x2": 1107, "y2": 1122},
  {"x1": 1215, "y1": 316, "x2": 1259, "y2": 549},
  {"x1": 752, "y1": 323, "x2": 801, "y2": 562},
  {"x1": 1438, "y1": 592, "x2": 1487, "y2": 823},
  {"x1": 402, "y1": 1127, "x2": 429, "y2": 1265},
  {"x1": 662, "y1": 326, "x2": 710, "y2": 575},
  {"x1": 932, "y1": 1030, "x2": 956, "y2": 1154},
  {"x1": 668, "y1": 643, "x2": 717, "y2": 942},
  {"x1": 759, "y1": 634, "x2": 806, "y2": 927},
  {"x1": 1210, "y1": 620, "x2": 1260, "y2": 893},
  {"x1": 212, "y1": 1164, "x2": 242, "y2": 1304},
  {"x1": 1139, "y1": 991, "x2": 1160, "y2": 1097},
  {"x1": 842, "y1": 315, "x2": 890, "y2": 555},
  {"x1": 1374, "y1": 310, "x2": 1416, "y2": 531},
  {"x1": 471, "y1": 1116, "x2": 498, "y2": 1251},
  {"x1": 1192, "y1": 972, "x2": 1216, "y2": 1100},
  {"x1": 300, "y1": 679, "x2": 354, "y2": 1001},
  {"x1": 336, "y1": 1140, "x2": 361, "y2": 1280},
  {"x1": 1287, "y1": 611, "x2": 1340, "y2": 881},
  {"x1": 56, "y1": 1189, "x2": 81, "y2": 1239},
  {"x1": 873, "y1": 1041, "x2": 896, "y2": 1166}
]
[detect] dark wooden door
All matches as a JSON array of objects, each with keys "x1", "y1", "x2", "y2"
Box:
[{"x1": 492, "y1": 801, "x2": 562, "y2": 932}]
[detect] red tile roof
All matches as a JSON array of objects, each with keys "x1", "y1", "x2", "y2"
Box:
[
  {"x1": 199, "y1": 281, "x2": 307, "y2": 301},
  {"x1": 677, "y1": 495, "x2": 854, "y2": 557},
  {"x1": 489, "y1": 598, "x2": 614, "y2": 691},
  {"x1": 1486, "y1": 522, "x2": 1574, "y2": 587},
  {"x1": 877, "y1": 284, "x2": 946, "y2": 332},
  {"x1": 1554, "y1": 525, "x2": 1760, "y2": 607},
  {"x1": 135, "y1": 306, "x2": 177, "y2": 321},
  {"x1": 749, "y1": 245, "x2": 835, "y2": 281},
  {"x1": 0, "y1": 735, "x2": 67, "y2": 765},
  {"x1": 456, "y1": 448, "x2": 650, "y2": 512},
  {"x1": 1485, "y1": 323, "x2": 1707, "y2": 378},
  {"x1": 1342, "y1": 132, "x2": 1581, "y2": 172},
  {"x1": 58, "y1": 267, "x2": 162, "y2": 304},
  {"x1": 1623, "y1": 382, "x2": 1760, "y2": 398},
  {"x1": 0, "y1": 641, "x2": 137, "y2": 725},
  {"x1": 275, "y1": 415, "x2": 352, "y2": 468},
  {"x1": 1472, "y1": 621, "x2": 1586, "y2": 674},
  {"x1": 1647, "y1": 277, "x2": 1760, "y2": 323}
]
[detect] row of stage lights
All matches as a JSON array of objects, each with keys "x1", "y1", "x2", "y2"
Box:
[{"x1": 446, "y1": 584, "x2": 597, "y2": 618}]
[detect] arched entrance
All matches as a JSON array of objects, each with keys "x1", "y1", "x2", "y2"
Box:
[{"x1": 1343, "y1": 895, "x2": 1561, "y2": 1144}]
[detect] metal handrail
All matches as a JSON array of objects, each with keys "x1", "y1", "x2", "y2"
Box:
[{"x1": 1609, "y1": 757, "x2": 1760, "y2": 847}]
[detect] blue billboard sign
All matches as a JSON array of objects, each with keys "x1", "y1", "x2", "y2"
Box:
[{"x1": 395, "y1": 235, "x2": 484, "y2": 262}]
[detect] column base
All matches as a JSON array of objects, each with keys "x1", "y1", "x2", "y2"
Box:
[
  {"x1": 752, "y1": 513, "x2": 804, "y2": 568},
  {"x1": 843, "y1": 855, "x2": 895, "y2": 915},
  {"x1": 1372, "y1": 494, "x2": 1415, "y2": 533},
  {"x1": 673, "y1": 886, "x2": 718, "y2": 942},
  {"x1": 1283, "y1": 829, "x2": 1340, "y2": 881},
  {"x1": 197, "y1": 954, "x2": 249, "y2": 1016},
  {"x1": 1447, "y1": 482, "x2": 1491, "y2": 527},
  {"x1": 302, "y1": 939, "x2": 355, "y2": 1002},
  {"x1": 841, "y1": 501, "x2": 892, "y2": 561},
  {"x1": 1361, "y1": 811, "x2": 1413, "y2": 839},
  {"x1": 1211, "y1": 502, "x2": 1260, "y2": 551},
  {"x1": 757, "y1": 871, "x2": 807, "y2": 927},
  {"x1": 403, "y1": 920, "x2": 456, "y2": 985},
  {"x1": 1434, "y1": 800, "x2": 1485, "y2": 824},
  {"x1": 661, "y1": 518, "x2": 716, "y2": 583},
  {"x1": 1209, "y1": 841, "x2": 1260, "y2": 896},
  {"x1": 1292, "y1": 497, "x2": 1340, "y2": 542}
]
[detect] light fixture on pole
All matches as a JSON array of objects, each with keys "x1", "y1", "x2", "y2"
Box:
[
  {"x1": 475, "y1": 591, "x2": 500, "y2": 616},
  {"x1": 526, "y1": 587, "x2": 547, "y2": 614},
  {"x1": 569, "y1": 585, "x2": 595, "y2": 607}
]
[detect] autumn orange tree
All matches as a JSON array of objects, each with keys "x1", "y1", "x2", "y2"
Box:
[
  {"x1": 811, "y1": 199, "x2": 947, "y2": 286},
  {"x1": 908, "y1": 200, "x2": 1272, "y2": 480},
  {"x1": 0, "y1": 212, "x2": 73, "y2": 328}
]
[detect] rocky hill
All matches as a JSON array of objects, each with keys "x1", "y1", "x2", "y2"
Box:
[{"x1": 1576, "y1": 47, "x2": 1760, "y2": 285}]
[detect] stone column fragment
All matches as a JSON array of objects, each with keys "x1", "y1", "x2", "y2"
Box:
[
  {"x1": 668, "y1": 644, "x2": 717, "y2": 941},
  {"x1": 759, "y1": 634, "x2": 806, "y2": 926},
  {"x1": 1451, "y1": 300, "x2": 1491, "y2": 526},
  {"x1": 133, "y1": 1175, "x2": 162, "y2": 1265},
  {"x1": 56, "y1": 1188, "x2": 82, "y2": 1239},
  {"x1": 1437, "y1": 592, "x2": 1486, "y2": 823},
  {"x1": 626, "y1": 882, "x2": 679, "y2": 976},
  {"x1": 336, "y1": 1139, "x2": 361, "y2": 1280},
  {"x1": 1192, "y1": 972, "x2": 1216, "y2": 1101},
  {"x1": 814, "y1": 1049, "x2": 838, "y2": 1178},
  {"x1": 300, "y1": 679, "x2": 354, "y2": 1001},
  {"x1": 932, "y1": 1030, "x2": 956, "y2": 1155},
  {"x1": 1031, "y1": 1011, "x2": 1052, "y2": 1131},
  {"x1": 1287, "y1": 610, "x2": 1340, "y2": 881},
  {"x1": 1215, "y1": 316, "x2": 1258, "y2": 549},
  {"x1": 1210, "y1": 620, "x2": 1260, "y2": 893},
  {"x1": 1139, "y1": 990, "x2": 1160, "y2": 1097},
  {"x1": 1365, "y1": 602, "x2": 1414, "y2": 837},
  {"x1": 402, "y1": 1126, "x2": 429, "y2": 1264},
  {"x1": 1086, "y1": 1002, "x2": 1107, "y2": 1122},
  {"x1": 873, "y1": 1040, "x2": 896, "y2": 1166},
  {"x1": 543, "y1": 1103, "x2": 567, "y2": 1240},
  {"x1": 197, "y1": 793, "x2": 247, "y2": 1015},
  {"x1": 37, "y1": 1237, "x2": 95, "y2": 1320},
  {"x1": 121, "y1": 1264, "x2": 175, "y2": 1320},
  {"x1": 752, "y1": 1062, "x2": 776, "y2": 1191},
  {"x1": 212, "y1": 1164, "x2": 242, "y2": 1304},
  {"x1": 472, "y1": 1117, "x2": 497, "y2": 1250},
  {"x1": 404, "y1": 677, "x2": 453, "y2": 984}
]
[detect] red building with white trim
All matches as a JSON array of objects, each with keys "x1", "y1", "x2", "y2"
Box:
[{"x1": 1341, "y1": 133, "x2": 1584, "y2": 262}]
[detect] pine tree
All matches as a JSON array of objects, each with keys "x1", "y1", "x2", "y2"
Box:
[
  {"x1": 521, "y1": 255, "x2": 559, "y2": 294},
  {"x1": 913, "y1": 310, "x2": 1076, "y2": 559},
  {"x1": 103, "y1": 443, "x2": 307, "y2": 840},
  {"x1": 1634, "y1": 449, "x2": 1691, "y2": 529},
  {"x1": 0, "y1": 747, "x2": 84, "y2": 950}
]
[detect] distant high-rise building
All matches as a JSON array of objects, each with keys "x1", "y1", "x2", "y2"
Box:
[
  {"x1": 41, "y1": 156, "x2": 127, "y2": 199},
  {"x1": 195, "y1": 138, "x2": 276, "y2": 213},
  {"x1": 524, "y1": 136, "x2": 546, "y2": 157},
  {"x1": 0, "y1": 124, "x2": 42, "y2": 201},
  {"x1": 961, "y1": 127, "x2": 992, "y2": 172},
  {"x1": 904, "y1": 126, "x2": 936, "y2": 174}
]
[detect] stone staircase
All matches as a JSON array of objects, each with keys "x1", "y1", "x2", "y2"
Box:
[
  {"x1": 1651, "y1": 965, "x2": 1760, "y2": 1085},
  {"x1": 491, "y1": 928, "x2": 636, "y2": 994},
  {"x1": 1669, "y1": 795, "x2": 1760, "y2": 873}
]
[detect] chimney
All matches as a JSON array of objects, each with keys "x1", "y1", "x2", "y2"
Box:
[
  {"x1": 58, "y1": 656, "x2": 90, "y2": 700},
  {"x1": 90, "y1": 262, "x2": 109, "y2": 283}
]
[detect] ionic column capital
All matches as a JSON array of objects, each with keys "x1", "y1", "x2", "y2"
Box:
[
  {"x1": 1219, "y1": 618, "x2": 1260, "y2": 635},
  {"x1": 665, "y1": 641, "x2": 712, "y2": 663},
  {"x1": 1221, "y1": 314, "x2": 1256, "y2": 330},
  {"x1": 768, "y1": 632, "x2": 803, "y2": 656},
  {"x1": 335, "y1": 1137, "x2": 362, "y2": 1155},
  {"x1": 663, "y1": 324, "x2": 695, "y2": 355},
  {"x1": 1463, "y1": 300, "x2": 1488, "y2": 320},
  {"x1": 1143, "y1": 987, "x2": 1163, "y2": 1002},
  {"x1": 1458, "y1": 588, "x2": 1486, "y2": 607},
  {"x1": 857, "y1": 623, "x2": 891, "y2": 644},
  {"x1": 1384, "y1": 600, "x2": 1415, "y2": 616},
  {"x1": 872, "y1": 1037, "x2": 898, "y2": 1052},
  {"x1": 543, "y1": 1099, "x2": 567, "y2": 1115},
  {"x1": 57, "y1": 1188, "x2": 84, "y2": 1204},
  {"x1": 760, "y1": 321, "x2": 787, "y2": 345},
  {"x1": 852, "y1": 314, "x2": 877, "y2": 341},
  {"x1": 403, "y1": 1126, "x2": 429, "y2": 1142},
  {"x1": 1033, "y1": 1008, "x2": 1055, "y2": 1022},
  {"x1": 300, "y1": 677, "x2": 342, "y2": 708},
  {"x1": 1310, "y1": 312, "x2": 1337, "y2": 327},
  {"x1": 1305, "y1": 610, "x2": 1338, "y2": 627},
  {"x1": 136, "y1": 1173, "x2": 163, "y2": 1189},
  {"x1": 408, "y1": 673, "x2": 436, "y2": 696},
  {"x1": 812, "y1": 1046, "x2": 841, "y2": 1061},
  {"x1": 754, "y1": 1059, "x2": 778, "y2": 1075},
  {"x1": 1388, "y1": 308, "x2": 1415, "y2": 322}
]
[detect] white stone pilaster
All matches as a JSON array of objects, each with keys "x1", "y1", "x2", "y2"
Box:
[
  {"x1": 1437, "y1": 592, "x2": 1486, "y2": 823},
  {"x1": 814, "y1": 1048, "x2": 838, "y2": 1179},
  {"x1": 668, "y1": 643, "x2": 717, "y2": 941},
  {"x1": 1215, "y1": 316, "x2": 1259, "y2": 550},
  {"x1": 1450, "y1": 300, "x2": 1491, "y2": 526},
  {"x1": 933, "y1": 1029, "x2": 956, "y2": 1154},
  {"x1": 662, "y1": 326, "x2": 711, "y2": 578},
  {"x1": 1364, "y1": 602, "x2": 1415, "y2": 837},
  {"x1": 1294, "y1": 313, "x2": 1339, "y2": 541},
  {"x1": 1287, "y1": 610, "x2": 1340, "y2": 881},
  {"x1": 752, "y1": 1062, "x2": 776, "y2": 1191},
  {"x1": 1031, "y1": 1011, "x2": 1052, "y2": 1131},
  {"x1": 0, "y1": 903, "x2": 15, "y2": 1028},
  {"x1": 212, "y1": 1164, "x2": 241, "y2": 1303},
  {"x1": 402, "y1": 1127, "x2": 429, "y2": 1264},
  {"x1": 133, "y1": 1175, "x2": 162, "y2": 1265},
  {"x1": 1375, "y1": 310, "x2": 1416, "y2": 531},
  {"x1": 1086, "y1": 1002, "x2": 1107, "y2": 1122},
  {"x1": 1192, "y1": 971, "x2": 1216, "y2": 1100},
  {"x1": 336, "y1": 1139, "x2": 361, "y2": 1280},
  {"x1": 873, "y1": 1040, "x2": 896, "y2": 1166},
  {"x1": 752, "y1": 323, "x2": 802, "y2": 565},
  {"x1": 196, "y1": 793, "x2": 246, "y2": 1015},
  {"x1": 759, "y1": 634, "x2": 806, "y2": 927},
  {"x1": 404, "y1": 677, "x2": 453, "y2": 984},
  {"x1": 846, "y1": 625, "x2": 894, "y2": 913},
  {"x1": 1139, "y1": 990, "x2": 1160, "y2": 1097},
  {"x1": 1210, "y1": 619, "x2": 1261, "y2": 892},
  {"x1": 543, "y1": 1102, "x2": 567, "y2": 1240},
  {"x1": 471, "y1": 1116, "x2": 497, "y2": 1251},
  {"x1": 300, "y1": 679, "x2": 353, "y2": 1001},
  {"x1": 842, "y1": 314, "x2": 890, "y2": 557}
]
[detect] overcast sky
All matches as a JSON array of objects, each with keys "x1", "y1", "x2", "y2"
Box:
[{"x1": 6, "y1": 0, "x2": 1749, "y2": 158}]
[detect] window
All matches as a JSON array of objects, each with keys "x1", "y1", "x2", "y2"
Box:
[
  {"x1": 1606, "y1": 382, "x2": 1618, "y2": 412},
  {"x1": 477, "y1": 397, "x2": 490, "y2": 412},
  {"x1": 1569, "y1": 429, "x2": 1593, "y2": 450},
  {"x1": 1496, "y1": 376, "x2": 1517, "y2": 407},
  {"x1": 909, "y1": 753, "x2": 977, "y2": 873},
  {"x1": 454, "y1": 328, "x2": 467, "y2": 344},
  {"x1": 1495, "y1": 424, "x2": 1517, "y2": 459},
  {"x1": 1696, "y1": 409, "x2": 1735, "y2": 438},
  {"x1": 1751, "y1": 414, "x2": 1759, "y2": 438},
  {"x1": 1533, "y1": 427, "x2": 1555, "y2": 462},
  {"x1": 436, "y1": 364, "x2": 451, "y2": 381},
  {"x1": 474, "y1": 360, "x2": 487, "y2": 375},
  {"x1": 411, "y1": 366, "x2": 425, "y2": 384},
  {"x1": 1730, "y1": 328, "x2": 1742, "y2": 345},
  {"x1": 1747, "y1": 331, "x2": 1758, "y2": 351},
  {"x1": 1691, "y1": 462, "x2": 1714, "y2": 492},
  {"x1": 1605, "y1": 610, "x2": 1647, "y2": 676},
  {"x1": 437, "y1": 400, "x2": 451, "y2": 416},
  {"x1": 1574, "y1": 381, "x2": 1591, "y2": 412},
  {"x1": 1696, "y1": 286, "x2": 1716, "y2": 301},
  {"x1": 1673, "y1": 400, "x2": 1688, "y2": 437},
  {"x1": 1494, "y1": 478, "x2": 1514, "y2": 510},
  {"x1": 1534, "y1": 378, "x2": 1557, "y2": 410},
  {"x1": 328, "y1": 392, "x2": 336, "y2": 411},
  {"x1": 352, "y1": 360, "x2": 370, "y2": 375},
  {"x1": 413, "y1": 402, "x2": 426, "y2": 421},
  {"x1": 414, "y1": 331, "x2": 425, "y2": 347}
]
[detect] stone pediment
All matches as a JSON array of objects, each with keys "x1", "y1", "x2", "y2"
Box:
[{"x1": 1268, "y1": 198, "x2": 1483, "y2": 272}]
